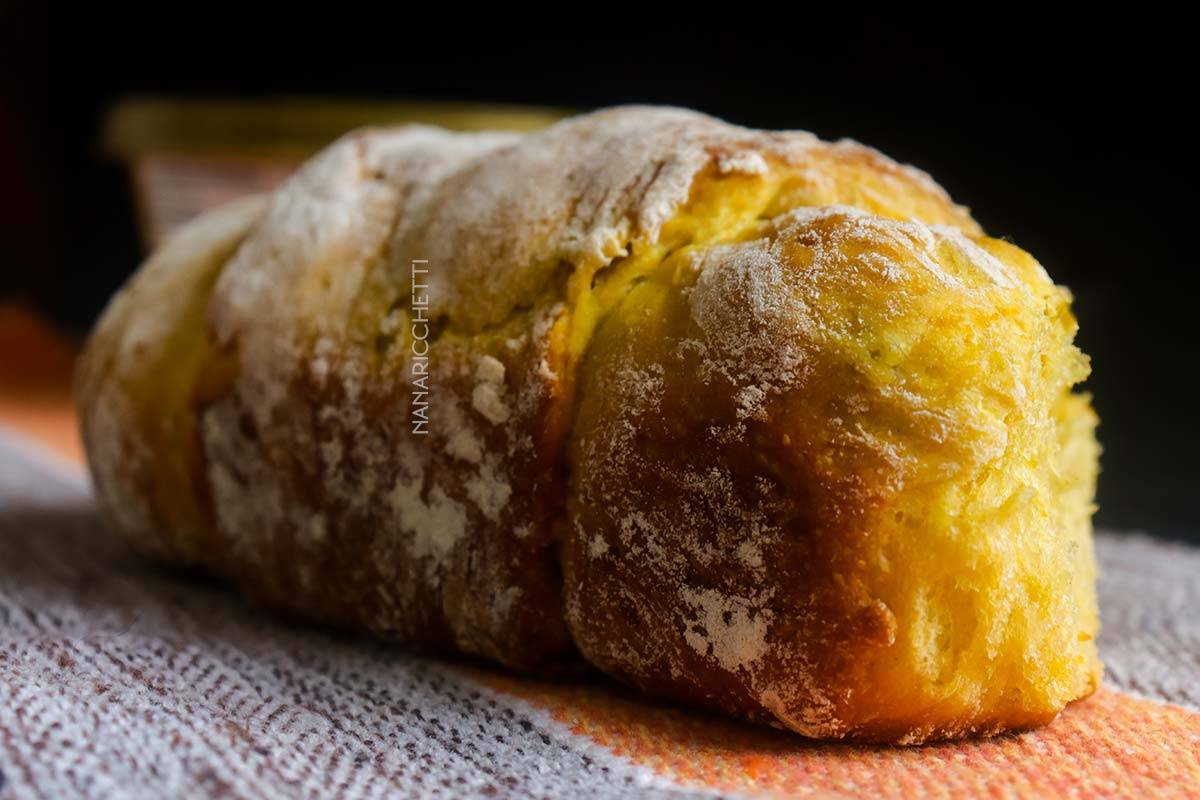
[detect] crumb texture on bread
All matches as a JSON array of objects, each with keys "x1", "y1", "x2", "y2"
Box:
[{"x1": 77, "y1": 106, "x2": 1099, "y2": 741}]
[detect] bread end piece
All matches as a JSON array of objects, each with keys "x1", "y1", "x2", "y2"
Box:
[
  {"x1": 76, "y1": 196, "x2": 267, "y2": 565},
  {"x1": 564, "y1": 206, "x2": 1100, "y2": 743}
]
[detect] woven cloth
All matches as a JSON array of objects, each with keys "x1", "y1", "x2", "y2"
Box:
[{"x1": 1, "y1": 425, "x2": 1198, "y2": 799}]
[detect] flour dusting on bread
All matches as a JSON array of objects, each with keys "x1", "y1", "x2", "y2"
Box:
[{"x1": 78, "y1": 106, "x2": 1096, "y2": 741}]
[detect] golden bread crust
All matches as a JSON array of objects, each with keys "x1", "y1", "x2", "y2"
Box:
[
  {"x1": 77, "y1": 106, "x2": 1098, "y2": 739},
  {"x1": 565, "y1": 207, "x2": 1099, "y2": 741}
]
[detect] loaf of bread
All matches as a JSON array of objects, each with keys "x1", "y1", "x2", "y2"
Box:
[{"x1": 77, "y1": 106, "x2": 1101, "y2": 743}]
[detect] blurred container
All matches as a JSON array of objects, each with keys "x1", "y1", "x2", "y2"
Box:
[{"x1": 103, "y1": 98, "x2": 569, "y2": 247}]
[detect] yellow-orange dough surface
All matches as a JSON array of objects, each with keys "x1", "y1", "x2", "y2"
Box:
[{"x1": 76, "y1": 106, "x2": 1100, "y2": 743}]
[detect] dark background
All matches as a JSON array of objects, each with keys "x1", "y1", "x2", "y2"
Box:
[{"x1": 3, "y1": 9, "x2": 1195, "y2": 539}]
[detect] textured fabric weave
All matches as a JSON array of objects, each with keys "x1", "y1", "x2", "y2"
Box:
[{"x1": 1, "y1": 426, "x2": 1198, "y2": 799}]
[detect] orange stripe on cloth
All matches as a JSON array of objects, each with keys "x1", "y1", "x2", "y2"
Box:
[
  {"x1": 472, "y1": 673, "x2": 1200, "y2": 798},
  {"x1": 0, "y1": 306, "x2": 83, "y2": 464}
]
